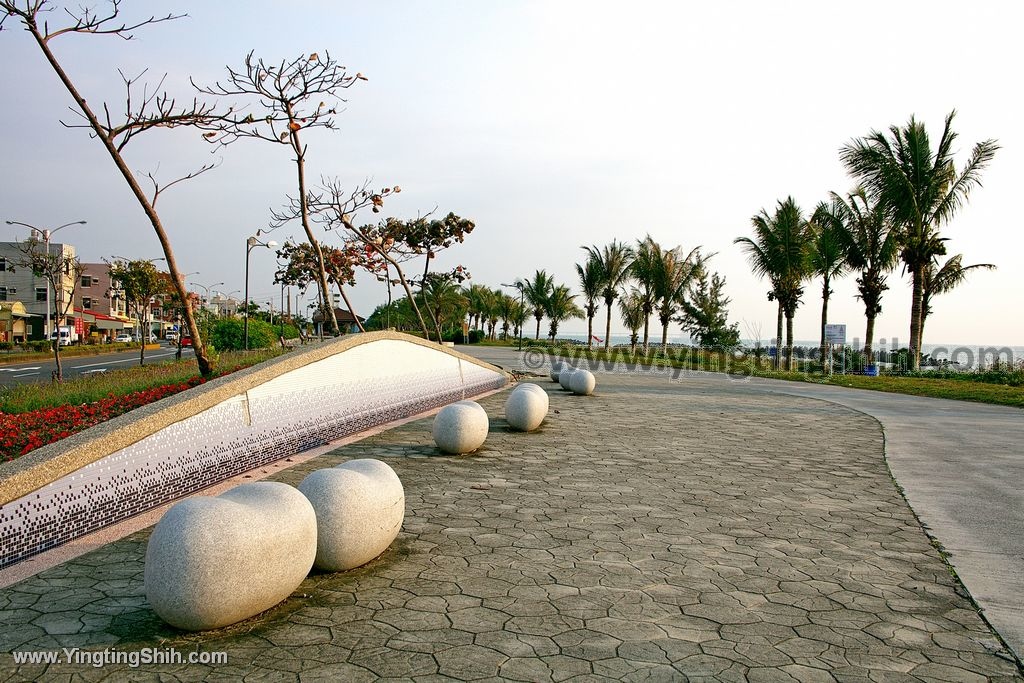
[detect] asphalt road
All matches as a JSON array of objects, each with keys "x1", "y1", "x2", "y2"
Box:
[{"x1": 0, "y1": 345, "x2": 194, "y2": 387}]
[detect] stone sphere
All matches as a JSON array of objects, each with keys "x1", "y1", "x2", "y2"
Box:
[
  {"x1": 432, "y1": 401, "x2": 489, "y2": 454},
  {"x1": 559, "y1": 368, "x2": 577, "y2": 391},
  {"x1": 549, "y1": 360, "x2": 564, "y2": 382},
  {"x1": 145, "y1": 482, "x2": 317, "y2": 631},
  {"x1": 569, "y1": 369, "x2": 596, "y2": 396},
  {"x1": 298, "y1": 459, "x2": 405, "y2": 572},
  {"x1": 514, "y1": 382, "x2": 549, "y2": 413},
  {"x1": 505, "y1": 387, "x2": 547, "y2": 432}
]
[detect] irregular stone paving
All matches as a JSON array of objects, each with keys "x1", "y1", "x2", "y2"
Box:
[{"x1": 0, "y1": 373, "x2": 1020, "y2": 681}]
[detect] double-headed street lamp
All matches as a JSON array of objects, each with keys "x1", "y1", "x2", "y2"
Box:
[
  {"x1": 501, "y1": 281, "x2": 525, "y2": 351},
  {"x1": 5, "y1": 219, "x2": 87, "y2": 337},
  {"x1": 245, "y1": 233, "x2": 278, "y2": 350}
]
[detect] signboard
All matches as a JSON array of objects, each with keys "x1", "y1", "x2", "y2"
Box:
[
  {"x1": 824, "y1": 323, "x2": 846, "y2": 345},
  {"x1": 74, "y1": 316, "x2": 84, "y2": 336}
]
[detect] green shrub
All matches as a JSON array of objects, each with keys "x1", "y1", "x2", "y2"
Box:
[
  {"x1": 210, "y1": 318, "x2": 290, "y2": 351},
  {"x1": 468, "y1": 329, "x2": 484, "y2": 344},
  {"x1": 27, "y1": 340, "x2": 49, "y2": 352},
  {"x1": 0, "y1": 341, "x2": 12, "y2": 352}
]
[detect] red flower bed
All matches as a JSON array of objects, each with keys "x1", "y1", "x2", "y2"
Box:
[{"x1": 0, "y1": 376, "x2": 208, "y2": 462}]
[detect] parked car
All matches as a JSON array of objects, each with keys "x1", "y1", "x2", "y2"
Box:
[
  {"x1": 180, "y1": 334, "x2": 193, "y2": 347},
  {"x1": 114, "y1": 333, "x2": 134, "y2": 343}
]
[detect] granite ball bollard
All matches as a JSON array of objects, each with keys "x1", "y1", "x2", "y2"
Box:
[
  {"x1": 513, "y1": 382, "x2": 549, "y2": 413},
  {"x1": 505, "y1": 386, "x2": 547, "y2": 432},
  {"x1": 559, "y1": 368, "x2": 577, "y2": 391},
  {"x1": 432, "y1": 401, "x2": 489, "y2": 454},
  {"x1": 550, "y1": 361, "x2": 564, "y2": 382},
  {"x1": 569, "y1": 369, "x2": 597, "y2": 396},
  {"x1": 144, "y1": 482, "x2": 316, "y2": 631},
  {"x1": 298, "y1": 459, "x2": 405, "y2": 572}
]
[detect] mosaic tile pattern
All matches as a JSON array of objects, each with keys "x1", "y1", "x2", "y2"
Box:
[{"x1": 0, "y1": 340, "x2": 505, "y2": 569}]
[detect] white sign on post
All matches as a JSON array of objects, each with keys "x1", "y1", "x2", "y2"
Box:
[{"x1": 824, "y1": 323, "x2": 846, "y2": 345}]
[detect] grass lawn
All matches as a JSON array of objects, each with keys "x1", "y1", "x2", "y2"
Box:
[
  {"x1": 515, "y1": 343, "x2": 1024, "y2": 409},
  {"x1": 0, "y1": 348, "x2": 286, "y2": 414}
]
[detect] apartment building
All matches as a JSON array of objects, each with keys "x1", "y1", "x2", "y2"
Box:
[{"x1": 0, "y1": 241, "x2": 77, "y2": 339}]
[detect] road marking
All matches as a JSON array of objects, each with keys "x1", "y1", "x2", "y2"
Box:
[
  {"x1": 80, "y1": 369, "x2": 108, "y2": 374},
  {"x1": 0, "y1": 367, "x2": 41, "y2": 372},
  {"x1": 71, "y1": 351, "x2": 177, "y2": 370},
  {"x1": 12, "y1": 372, "x2": 39, "y2": 378}
]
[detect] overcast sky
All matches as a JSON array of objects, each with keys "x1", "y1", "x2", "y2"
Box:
[{"x1": 1, "y1": 1, "x2": 1020, "y2": 347}]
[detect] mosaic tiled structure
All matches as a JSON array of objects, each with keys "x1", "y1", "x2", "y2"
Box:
[{"x1": 0, "y1": 338, "x2": 506, "y2": 570}]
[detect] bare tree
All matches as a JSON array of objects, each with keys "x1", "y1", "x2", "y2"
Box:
[
  {"x1": 1, "y1": 0, "x2": 224, "y2": 377},
  {"x1": 11, "y1": 237, "x2": 83, "y2": 381},
  {"x1": 196, "y1": 51, "x2": 376, "y2": 337}
]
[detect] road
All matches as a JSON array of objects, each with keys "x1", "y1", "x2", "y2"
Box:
[
  {"x1": 0, "y1": 346, "x2": 194, "y2": 387},
  {"x1": 460, "y1": 345, "x2": 1024, "y2": 662}
]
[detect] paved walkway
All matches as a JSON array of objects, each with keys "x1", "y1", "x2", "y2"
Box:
[
  {"x1": 1, "y1": 368, "x2": 1020, "y2": 680},
  {"x1": 471, "y1": 346, "x2": 1024, "y2": 663}
]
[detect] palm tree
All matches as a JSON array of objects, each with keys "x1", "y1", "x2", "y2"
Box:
[
  {"x1": 420, "y1": 275, "x2": 468, "y2": 340},
  {"x1": 464, "y1": 283, "x2": 490, "y2": 332},
  {"x1": 809, "y1": 199, "x2": 849, "y2": 364},
  {"x1": 823, "y1": 188, "x2": 899, "y2": 365},
  {"x1": 519, "y1": 270, "x2": 554, "y2": 340},
  {"x1": 575, "y1": 255, "x2": 603, "y2": 348},
  {"x1": 840, "y1": 111, "x2": 998, "y2": 370},
  {"x1": 498, "y1": 292, "x2": 517, "y2": 340},
  {"x1": 652, "y1": 244, "x2": 705, "y2": 355},
  {"x1": 735, "y1": 197, "x2": 810, "y2": 371},
  {"x1": 484, "y1": 289, "x2": 501, "y2": 340},
  {"x1": 920, "y1": 254, "x2": 995, "y2": 347},
  {"x1": 630, "y1": 236, "x2": 660, "y2": 353},
  {"x1": 582, "y1": 240, "x2": 634, "y2": 350},
  {"x1": 618, "y1": 289, "x2": 645, "y2": 354},
  {"x1": 545, "y1": 285, "x2": 583, "y2": 341}
]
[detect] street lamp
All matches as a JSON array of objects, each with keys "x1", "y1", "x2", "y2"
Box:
[
  {"x1": 501, "y1": 282, "x2": 525, "y2": 351},
  {"x1": 189, "y1": 280, "x2": 224, "y2": 340},
  {"x1": 6, "y1": 219, "x2": 86, "y2": 338},
  {"x1": 245, "y1": 233, "x2": 278, "y2": 350}
]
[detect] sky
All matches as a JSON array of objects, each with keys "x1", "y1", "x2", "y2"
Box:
[{"x1": 1, "y1": 1, "x2": 1021, "y2": 348}]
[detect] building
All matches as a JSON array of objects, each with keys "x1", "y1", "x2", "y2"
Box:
[
  {"x1": 0, "y1": 241, "x2": 77, "y2": 339},
  {"x1": 312, "y1": 307, "x2": 365, "y2": 334},
  {"x1": 0, "y1": 301, "x2": 34, "y2": 344},
  {"x1": 209, "y1": 293, "x2": 241, "y2": 318},
  {"x1": 75, "y1": 262, "x2": 127, "y2": 319}
]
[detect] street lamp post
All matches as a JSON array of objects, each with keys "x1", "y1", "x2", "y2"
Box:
[
  {"x1": 189, "y1": 280, "x2": 223, "y2": 343},
  {"x1": 501, "y1": 282, "x2": 525, "y2": 351},
  {"x1": 245, "y1": 234, "x2": 278, "y2": 350},
  {"x1": 5, "y1": 219, "x2": 86, "y2": 338}
]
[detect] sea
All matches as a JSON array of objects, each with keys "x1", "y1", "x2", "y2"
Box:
[{"x1": 551, "y1": 334, "x2": 1023, "y2": 369}]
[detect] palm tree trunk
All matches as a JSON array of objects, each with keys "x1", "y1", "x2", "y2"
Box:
[
  {"x1": 604, "y1": 302, "x2": 612, "y2": 350},
  {"x1": 819, "y1": 277, "x2": 830, "y2": 368},
  {"x1": 535, "y1": 314, "x2": 542, "y2": 340},
  {"x1": 775, "y1": 300, "x2": 783, "y2": 371},
  {"x1": 587, "y1": 313, "x2": 594, "y2": 348},
  {"x1": 661, "y1": 317, "x2": 669, "y2": 355},
  {"x1": 642, "y1": 312, "x2": 650, "y2": 354},
  {"x1": 864, "y1": 314, "x2": 876, "y2": 366},
  {"x1": 785, "y1": 312, "x2": 795, "y2": 371},
  {"x1": 909, "y1": 265, "x2": 924, "y2": 371}
]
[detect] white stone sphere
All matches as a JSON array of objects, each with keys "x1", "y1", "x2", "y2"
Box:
[
  {"x1": 145, "y1": 482, "x2": 317, "y2": 631},
  {"x1": 569, "y1": 369, "x2": 596, "y2": 396},
  {"x1": 298, "y1": 459, "x2": 405, "y2": 572},
  {"x1": 549, "y1": 360, "x2": 564, "y2": 382},
  {"x1": 432, "y1": 401, "x2": 489, "y2": 454},
  {"x1": 559, "y1": 368, "x2": 577, "y2": 391},
  {"x1": 505, "y1": 387, "x2": 547, "y2": 432},
  {"x1": 514, "y1": 382, "x2": 549, "y2": 413}
]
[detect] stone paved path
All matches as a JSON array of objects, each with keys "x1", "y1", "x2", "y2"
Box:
[{"x1": 1, "y1": 372, "x2": 1020, "y2": 681}]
